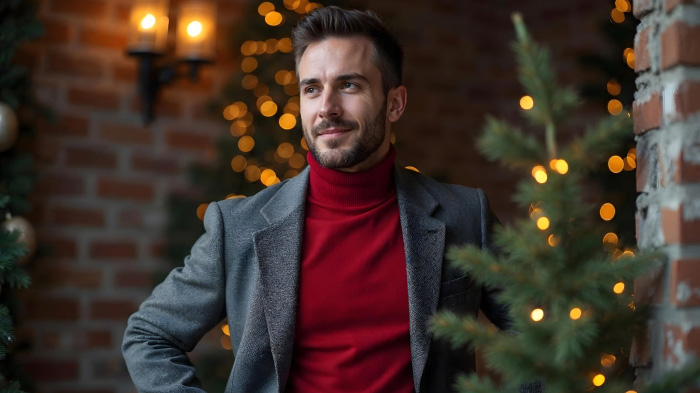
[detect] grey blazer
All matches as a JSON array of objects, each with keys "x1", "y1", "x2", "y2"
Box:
[{"x1": 122, "y1": 166, "x2": 509, "y2": 393}]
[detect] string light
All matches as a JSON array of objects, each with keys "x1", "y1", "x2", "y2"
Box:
[
  {"x1": 622, "y1": 250, "x2": 635, "y2": 258},
  {"x1": 601, "y1": 354, "x2": 616, "y2": 367},
  {"x1": 258, "y1": 2, "x2": 275, "y2": 15},
  {"x1": 613, "y1": 282, "x2": 625, "y2": 294},
  {"x1": 238, "y1": 135, "x2": 255, "y2": 152},
  {"x1": 265, "y1": 11, "x2": 284, "y2": 26},
  {"x1": 530, "y1": 308, "x2": 544, "y2": 322},
  {"x1": 261, "y1": 169, "x2": 279, "y2": 186},
  {"x1": 289, "y1": 153, "x2": 306, "y2": 169},
  {"x1": 531, "y1": 165, "x2": 548, "y2": 183},
  {"x1": 254, "y1": 41, "x2": 267, "y2": 55},
  {"x1": 611, "y1": 8, "x2": 625, "y2": 23},
  {"x1": 277, "y1": 142, "x2": 294, "y2": 159},
  {"x1": 278, "y1": 37, "x2": 293, "y2": 53},
  {"x1": 536, "y1": 217, "x2": 550, "y2": 230},
  {"x1": 265, "y1": 38, "x2": 279, "y2": 54},
  {"x1": 241, "y1": 57, "x2": 258, "y2": 73},
  {"x1": 230, "y1": 121, "x2": 247, "y2": 137},
  {"x1": 520, "y1": 95, "x2": 534, "y2": 110},
  {"x1": 405, "y1": 166, "x2": 420, "y2": 173},
  {"x1": 547, "y1": 234, "x2": 558, "y2": 247},
  {"x1": 221, "y1": 323, "x2": 230, "y2": 336},
  {"x1": 602, "y1": 232, "x2": 619, "y2": 247},
  {"x1": 600, "y1": 203, "x2": 615, "y2": 221},
  {"x1": 279, "y1": 113, "x2": 297, "y2": 129},
  {"x1": 608, "y1": 99, "x2": 623, "y2": 115},
  {"x1": 608, "y1": 155, "x2": 624, "y2": 173},
  {"x1": 196, "y1": 203, "x2": 209, "y2": 220},
  {"x1": 241, "y1": 41, "x2": 257, "y2": 56},
  {"x1": 616, "y1": 0, "x2": 631, "y2": 12},
  {"x1": 606, "y1": 79, "x2": 621, "y2": 96},
  {"x1": 592, "y1": 373, "x2": 606, "y2": 387},
  {"x1": 569, "y1": 307, "x2": 582, "y2": 320},
  {"x1": 231, "y1": 155, "x2": 247, "y2": 172},
  {"x1": 554, "y1": 159, "x2": 568, "y2": 174},
  {"x1": 300, "y1": 138, "x2": 309, "y2": 151},
  {"x1": 260, "y1": 101, "x2": 278, "y2": 117},
  {"x1": 245, "y1": 165, "x2": 261, "y2": 182}
]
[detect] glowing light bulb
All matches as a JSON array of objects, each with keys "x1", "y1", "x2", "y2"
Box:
[
  {"x1": 602, "y1": 232, "x2": 619, "y2": 246},
  {"x1": 141, "y1": 14, "x2": 156, "y2": 29},
  {"x1": 592, "y1": 373, "x2": 606, "y2": 387},
  {"x1": 187, "y1": 21, "x2": 202, "y2": 37},
  {"x1": 601, "y1": 354, "x2": 617, "y2": 367},
  {"x1": 554, "y1": 159, "x2": 568, "y2": 174},
  {"x1": 613, "y1": 282, "x2": 625, "y2": 294},
  {"x1": 608, "y1": 155, "x2": 624, "y2": 173},
  {"x1": 569, "y1": 307, "x2": 582, "y2": 320},
  {"x1": 536, "y1": 217, "x2": 550, "y2": 230},
  {"x1": 600, "y1": 203, "x2": 616, "y2": 221},
  {"x1": 520, "y1": 95, "x2": 534, "y2": 110},
  {"x1": 531, "y1": 308, "x2": 544, "y2": 322},
  {"x1": 547, "y1": 234, "x2": 558, "y2": 247},
  {"x1": 531, "y1": 165, "x2": 548, "y2": 184}
]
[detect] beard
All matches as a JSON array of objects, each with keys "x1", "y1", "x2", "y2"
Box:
[{"x1": 304, "y1": 102, "x2": 387, "y2": 170}]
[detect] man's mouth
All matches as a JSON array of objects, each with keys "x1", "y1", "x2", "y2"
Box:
[{"x1": 317, "y1": 127, "x2": 352, "y2": 137}]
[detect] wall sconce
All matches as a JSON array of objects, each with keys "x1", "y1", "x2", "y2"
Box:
[{"x1": 126, "y1": 0, "x2": 216, "y2": 123}]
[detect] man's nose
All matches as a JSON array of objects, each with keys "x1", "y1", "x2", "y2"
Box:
[{"x1": 319, "y1": 90, "x2": 342, "y2": 119}]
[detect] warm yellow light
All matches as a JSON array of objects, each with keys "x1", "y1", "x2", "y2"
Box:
[
  {"x1": 284, "y1": 169, "x2": 299, "y2": 179},
  {"x1": 225, "y1": 194, "x2": 245, "y2": 200},
  {"x1": 284, "y1": 101, "x2": 300, "y2": 116},
  {"x1": 238, "y1": 136, "x2": 255, "y2": 152},
  {"x1": 623, "y1": 47, "x2": 634, "y2": 59},
  {"x1": 608, "y1": 155, "x2": 624, "y2": 173},
  {"x1": 241, "y1": 57, "x2": 258, "y2": 73},
  {"x1": 260, "y1": 169, "x2": 276, "y2": 185},
  {"x1": 569, "y1": 308, "x2": 582, "y2": 320},
  {"x1": 230, "y1": 121, "x2": 247, "y2": 137},
  {"x1": 520, "y1": 95, "x2": 534, "y2": 110},
  {"x1": 231, "y1": 155, "x2": 247, "y2": 172},
  {"x1": 187, "y1": 21, "x2": 202, "y2": 37},
  {"x1": 221, "y1": 324, "x2": 230, "y2": 336},
  {"x1": 240, "y1": 41, "x2": 257, "y2": 56},
  {"x1": 531, "y1": 165, "x2": 548, "y2": 184},
  {"x1": 600, "y1": 203, "x2": 616, "y2": 221},
  {"x1": 531, "y1": 308, "x2": 544, "y2": 322},
  {"x1": 278, "y1": 37, "x2": 293, "y2": 53},
  {"x1": 554, "y1": 159, "x2": 568, "y2": 174},
  {"x1": 141, "y1": 14, "x2": 156, "y2": 29},
  {"x1": 258, "y1": 1, "x2": 275, "y2": 15},
  {"x1": 289, "y1": 153, "x2": 306, "y2": 169},
  {"x1": 601, "y1": 354, "x2": 617, "y2": 367},
  {"x1": 622, "y1": 250, "x2": 635, "y2": 258},
  {"x1": 626, "y1": 391, "x2": 637, "y2": 393},
  {"x1": 616, "y1": 0, "x2": 631, "y2": 12},
  {"x1": 223, "y1": 104, "x2": 240, "y2": 120},
  {"x1": 265, "y1": 11, "x2": 284, "y2": 26},
  {"x1": 602, "y1": 232, "x2": 619, "y2": 246},
  {"x1": 260, "y1": 101, "x2": 278, "y2": 117},
  {"x1": 606, "y1": 79, "x2": 621, "y2": 96},
  {"x1": 405, "y1": 166, "x2": 420, "y2": 173},
  {"x1": 614, "y1": 282, "x2": 625, "y2": 294},
  {"x1": 279, "y1": 113, "x2": 297, "y2": 130},
  {"x1": 628, "y1": 147, "x2": 637, "y2": 159},
  {"x1": 277, "y1": 142, "x2": 294, "y2": 159},
  {"x1": 547, "y1": 234, "x2": 558, "y2": 247},
  {"x1": 242, "y1": 75, "x2": 258, "y2": 90},
  {"x1": 592, "y1": 373, "x2": 606, "y2": 387},
  {"x1": 625, "y1": 155, "x2": 637, "y2": 170},
  {"x1": 196, "y1": 203, "x2": 209, "y2": 221},
  {"x1": 608, "y1": 99, "x2": 623, "y2": 115},
  {"x1": 244, "y1": 165, "x2": 261, "y2": 182},
  {"x1": 626, "y1": 51, "x2": 635, "y2": 69},
  {"x1": 300, "y1": 138, "x2": 309, "y2": 151},
  {"x1": 611, "y1": 8, "x2": 625, "y2": 23},
  {"x1": 221, "y1": 335, "x2": 232, "y2": 350},
  {"x1": 305, "y1": 2, "x2": 322, "y2": 12},
  {"x1": 265, "y1": 38, "x2": 278, "y2": 53},
  {"x1": 275, "y1": 70, "x2": 293, "y2": 85},
  {"x1": 536, "y1": 217, "x2": 550, "y2": 230}
]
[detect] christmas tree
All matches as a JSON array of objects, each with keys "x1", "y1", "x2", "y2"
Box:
[
  {"x1": 0, "y1": 0, "x2": 44, "y2": 392},
  {"x1": 431, "y1": 13, "x2": 673, "y2": 393}
]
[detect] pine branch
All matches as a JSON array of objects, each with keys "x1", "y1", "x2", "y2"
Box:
[
  {"x1": 432, "y1": 311, "x2": 500, "y2": 350},
  {"x1": 566, "y1": 114, "x2": 633, "y2": 170},
  {"x1": 477, "y1": 116, "x2": 546, "y2": 169}
]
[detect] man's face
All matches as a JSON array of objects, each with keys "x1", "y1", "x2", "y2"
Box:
[{"x1": 297, "y1": 36, "x2": 392, "y2": 172}]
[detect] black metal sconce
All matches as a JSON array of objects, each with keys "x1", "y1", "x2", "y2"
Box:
[{"x1": 126, "y1": 0, "x2": 216, "y2": 123}]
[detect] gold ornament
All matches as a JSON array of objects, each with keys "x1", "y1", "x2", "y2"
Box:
[
  {"x1": 2, "y1": 215, "x2": 36, "y2": 265},
  {"x1": 0, "y1": 102, "x2": 19, "y2": 152}
]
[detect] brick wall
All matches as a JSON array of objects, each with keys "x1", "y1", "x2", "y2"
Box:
[
  {"x1": 16, "y1": 0, "x2": 610, "y2": 392},
  {"x1": 632, "y1": 0, "x2": 700, "y2": 386}
]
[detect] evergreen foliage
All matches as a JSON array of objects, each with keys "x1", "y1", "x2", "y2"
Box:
[{"x1": 431, "y1": 14, "x2": 681, "y2": 393}]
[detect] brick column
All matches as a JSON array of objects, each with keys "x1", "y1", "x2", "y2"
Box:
[{"x1": 633, "y1": 0, "x2": 700, "y2": 386}]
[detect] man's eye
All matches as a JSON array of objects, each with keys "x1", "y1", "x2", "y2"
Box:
[
  {"x1": 342, "y1": 82, "x2": 356, "y2": 89},
  {"x1": 304, "y1": 87, "x2": 317, "y2": 94}
]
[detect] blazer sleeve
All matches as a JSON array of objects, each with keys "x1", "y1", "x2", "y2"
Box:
[
  {"x1": 476, "y1": 189, "x2": 512, "y2": 331},
  {"x1": 122, "y1": 201, "x2": 227, "y2": 393}
]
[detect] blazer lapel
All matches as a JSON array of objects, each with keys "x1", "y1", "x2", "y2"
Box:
[
  {"x1": 254, "y1": 168, "x2": 309, "y2": 392},
  {"x1": 395, "y1": 168, "x2": 446, "y2": 392}
]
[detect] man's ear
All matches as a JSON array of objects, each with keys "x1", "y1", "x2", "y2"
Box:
[{"x1": 386, "y1": 85, "x2": 407, "y2": 123}]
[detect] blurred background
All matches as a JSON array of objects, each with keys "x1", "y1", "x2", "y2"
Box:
[{"x1": 2, "y1": 0, "x2": 638, "y2": 391}]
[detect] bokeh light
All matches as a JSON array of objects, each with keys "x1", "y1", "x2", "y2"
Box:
[
  {"x1": 531, "y1": 308, "x2": 544, "y2": 322},
  {"x1": 600, "y1": 203, "x2": 616, "y2": 221},
  {"x1": 520, "y1": 95, "x2": 534, "y2": 110},
  {"x1": 608, "y1": 155, "x2": 624, "y2": 173},
  {"x1": 569, "y1": 307, "x2": 582, "y2": 320},
  {"x1": 238, "y1": 135, "x2": 255, "y2": 152}
]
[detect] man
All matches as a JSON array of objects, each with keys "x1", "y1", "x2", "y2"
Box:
[{"x1": 123, "y1": 6, "x2": 510, "y2": 393}]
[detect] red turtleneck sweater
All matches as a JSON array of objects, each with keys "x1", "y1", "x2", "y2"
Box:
[{"x1": 285, "y1": 146, "x2": 414, "y2": 393}]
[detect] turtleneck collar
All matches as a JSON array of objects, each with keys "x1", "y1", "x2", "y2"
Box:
[{"x1": 306, "y1": 145, "x2": 396, "y2": 208}]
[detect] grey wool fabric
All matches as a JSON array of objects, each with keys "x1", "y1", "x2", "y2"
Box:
[{"x1": 122, "y1": 166, "x2": 521, "y2": 393}]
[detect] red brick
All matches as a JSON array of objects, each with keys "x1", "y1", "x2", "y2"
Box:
[
  {"x1": 670, "y1": 259, "x2": 700, "y2": 306},
  {"x1": 36, "y1": 114, "x2": 89, "y2": 138},
  {"x1": 47, "y1": 50, "x2": 104, "y2": 78},
  {"x1": 97, "y1": 178, "x2": 154, "y2": 201},
  {"x1": 674, "y1": 81, "x2": 700, "y2": 120},
  {"x1": 131, "y1": 153, "x2": 180, "y2": 174},
  {"x1": 662, "y1": 205, "x2": 700, "y2": 244},
  {"x1": 662, "y1": 22, "x2": 700, "y2": 70},
  {"x1": 118, "y1": 208, "x2": 143, "y2": 227},
  {"x1": 50, "y1": 0, "x2": 106, "y2": 18},
  {"x1": 635, "y1": 264, "x2": 664, "y2": 304},
  {"x1": 50, "y1": 207, "x2": 105, "y2": 227},
  {"x1": 166, "y1": 129, "x2": 214, "y2": 152},
  {"x1": 115, "y1": 270, "x2": 154, "y2": 288},
  {"x1": 41, "y1": 236, "x2": 78, "y2": 258},
  {"x1": 150, "y1": 239, "x2": 166, "y2": 258},
  {"x1": 80, "y1": 26, "x2": 127, "y2": 50},
  {"x1": 132, "y1": 95, "x2": 184, "y2": 118},
  {"x1": 90, "y1": 299, "x2": 138, "y2": 320},
  {"x1": 39, "y1": 19, "x2": 72, "y2": 44},
  {"x1": 89, "y1": 239, "x2": 138, "y2": 260},
  {"x1": 113, "y1": 62, "x2": 137, "y2": 82},
  {"x1": 35, "y1": 173, "x2": 86, "y2": 196},
  {"x1": 25, "y1": 297, "x2": 80, "y2": 321},
  {"x1": 33, "y1": 265, "x2": 102, "y2": 289},
  {"x1": 665, "y1": 0, "x2": 700, "y2": 12},
  {"x1": 24, "y1": 359, "x2": 79, "y2": 381},
  {"x1": 77, "y1": 330, "x2": 112, "y2": 349},
  {"x1": 635, "y1": 27, "x2": 651, "y2": 72},
  {"x1": 636, "y1": 141, "x2": 657, "y2": 192},
  {"x1": 41, "y1": 331, "x2": 62, "y2": 349},
  {"x1": 114, "y1": 3, "x2": 131, "y2": 22},
  {"x1": 664, "y1": 324, "x2": 700, "y2": 365},
  {"x1": 633, "y1": 92, "x2": 662, "y2": 135},
  {"x1": 13, "y1": 47, "x2": 40, "y2": 70},
  {"x1": 99, "y1": 122, "x2": 153, "y2": 145},
  {"x1": 34, "y1": 139, "x2": 60, "y2": 165},
  {"x1": 675, "y1": 150, "x2": 700, "y2": 183},
  {"x1": 65, "y1": 146, "x2": 118, "y2": 169},
  {"x1": 68, "y1": 87, "x2": 121, "y2": 110}
]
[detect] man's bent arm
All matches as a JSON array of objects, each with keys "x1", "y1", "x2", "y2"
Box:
[{"x1": 122, "y1": 202, "x2": 227, "y2": 392}]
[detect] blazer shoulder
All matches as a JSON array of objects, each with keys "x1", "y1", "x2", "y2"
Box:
[{"x1": 397, "y1": 167, "x2": 484, "y2": 209}]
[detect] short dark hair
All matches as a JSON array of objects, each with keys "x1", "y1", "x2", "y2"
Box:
[{"x1": 292, "y1": 6, "x2": 403, "y2": 94}]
